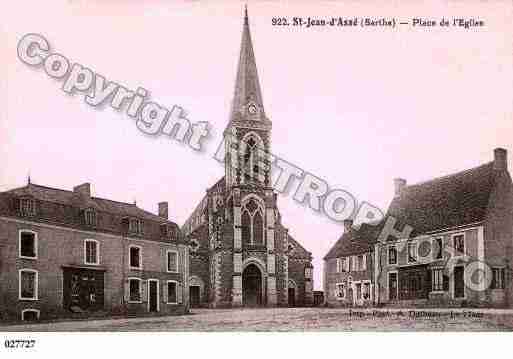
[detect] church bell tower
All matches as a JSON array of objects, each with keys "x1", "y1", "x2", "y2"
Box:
[
  {"x1": 223, "y1": 7, "x2": 279, "y2": 307},
  {"x1": 224, "y1": 6, "x2": 272, "y2": 189}
]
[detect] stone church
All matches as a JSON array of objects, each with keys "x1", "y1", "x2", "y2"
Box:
[{"x1": 182, "y1": 9, "x2": 314, "y2": 308}]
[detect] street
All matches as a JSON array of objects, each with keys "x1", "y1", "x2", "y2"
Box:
[{"x1": 2, "y1": 307, "x2": 513, "y2": 331}]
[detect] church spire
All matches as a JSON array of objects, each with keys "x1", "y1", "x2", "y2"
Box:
[{"x1": 230, "y1": 5, "x2": 266, "y2": 121}]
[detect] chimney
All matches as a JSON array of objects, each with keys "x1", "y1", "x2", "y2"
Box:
[
  {"x1": 158, "y1": 202, "x2": 169, "y2": 220},
  {"x1": 394, "y1": 178, "x2": 407, "y2": 197},
  {"x1": 493, "y1": 148, "x2": 507, "y2": 171},
  {"x1": 73, "y1": 183, "x2": 91, "y2": 198},
  {"x1": 343, "y1": 219, "x2": 353, "y2": 233}
]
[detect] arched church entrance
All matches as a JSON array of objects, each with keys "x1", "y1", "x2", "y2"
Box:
[{"x1": 242, "y1": 264, "x2": 263, "y2": 307}]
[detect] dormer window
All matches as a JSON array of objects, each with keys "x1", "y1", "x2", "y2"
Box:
[
  {"x1": 128, "y1": 218, "x2": 143, "y2": 235},
  {"x1": 19, "y1": 198, "x2": 36, "y2": 217},
  {"x1": 84, "y1": 209, "x2": 97, "y2": 227}
]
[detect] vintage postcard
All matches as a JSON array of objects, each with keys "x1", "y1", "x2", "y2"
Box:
[{"x1": 1, "y1": 0, "x2": 513, "y2": 356}]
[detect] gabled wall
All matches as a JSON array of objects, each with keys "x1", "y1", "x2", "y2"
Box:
[{"x1": 484, "y1": 167, "x2": 513, "y2": 307}]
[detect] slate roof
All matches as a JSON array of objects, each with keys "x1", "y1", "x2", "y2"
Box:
[
  {"x1": 7, "y1": 183, "x2": 170, "y2": 223},
  {"x1": 386, "y1": 162, "x2": 495, "y2": 236},
  {"x1": 324, "y1": 161, "x2": 497, "y2": 260},
  {"x1": 0, "y1": 183, "x2": 184, "y2": 243},
  {"x1": 323, "y1": 223, "x2": 380, "y2": 260}
]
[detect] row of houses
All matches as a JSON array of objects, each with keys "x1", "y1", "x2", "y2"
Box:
[{"x1": 324, "y1": 148, "x2": 513, "y2": 308}]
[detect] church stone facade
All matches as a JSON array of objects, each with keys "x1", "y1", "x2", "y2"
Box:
[{"x1": 182, "y1": 10, "x2": 314, "y2": 308}]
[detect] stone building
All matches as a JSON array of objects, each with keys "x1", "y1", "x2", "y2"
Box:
[
  {"x1": 0, "y1": 181, "x2": 189, "y2": 321},
  {"x1": 324, "y1": 148, "x2": 513, "y2": 308},
  {"x1": 182, "y1": 9, "x2": 314, "y2": 308},
  {"x1": 375, "y1": 148, "x2": 513, "y2": 307},
  {"x1": 323, "y1": 220, "x2": 378, "y2": 307}
]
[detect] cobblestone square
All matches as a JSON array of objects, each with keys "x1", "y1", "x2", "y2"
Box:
[{"x1": 3, "y1": 308, "x2": 513, "y2": 332}]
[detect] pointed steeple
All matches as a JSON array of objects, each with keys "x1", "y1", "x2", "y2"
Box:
[{"x1": 230, "y1": 6, "x2": 266, "y2": 121}]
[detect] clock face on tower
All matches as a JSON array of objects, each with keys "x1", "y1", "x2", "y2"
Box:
[{"x1": 247, "y1": 103, "x2": 258, "y2": 115}]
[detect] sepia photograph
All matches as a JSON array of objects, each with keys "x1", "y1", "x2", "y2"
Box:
[{"x1": 1, "y1": 0, "x2": 513, "y2": 357}]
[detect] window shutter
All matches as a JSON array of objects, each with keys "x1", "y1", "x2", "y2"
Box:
[
  {"x1": 124, "y1": 279, "x2": 129, "y2": 302},
  {"x1": 362, "y1": 255, "x2": 367, "y2": 271},
  {"x1": 177, "y1": 282, "x2": 183, "y2": 304},
  {"x1": 345, "y1": 257, "x2": 350, "y2": 272},
  {"x1": 141, "y1": 280, "x2": 147, "y2": 302},
  {"x1": 426, "y1": 269, "x2": 432, "y2": 292},
  {"x1": 443, "y1": 274, "x2": 449, "y2": 291},
  {"x1": 163, "y1": 282, "x2": 168, "y2": 304}
]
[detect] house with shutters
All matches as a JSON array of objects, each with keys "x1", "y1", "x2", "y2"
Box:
[
  {"x1": 324, "y1": 148, "x2": 513, "y2": 308},
  {"x1": 374, "y1": 148, "x2": 513, "y2": 307},
  {"x1": 323, "y1": 219, "x2": 379, "y2": 307},
  {"x1": 0, "y1": 181, "x2": 190, "y2": 322}
]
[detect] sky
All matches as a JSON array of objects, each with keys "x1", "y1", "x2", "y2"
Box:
[{"x1": 1, "y1": 1, "x2": 512, "y2": 290}]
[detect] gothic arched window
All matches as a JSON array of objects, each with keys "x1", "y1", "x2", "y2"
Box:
[
  {"x1": 241, "y1": 211, "x2": 251, "y2": 245},
  {"x1": 241, "y1": 198, "x2": 265, "y2": 246},
  {"x1": 253, "y1": 211, "x2": 263, "y2": 245},
  {"x1": 241, "y1": 134, "x2": 264, "y2": 184}
]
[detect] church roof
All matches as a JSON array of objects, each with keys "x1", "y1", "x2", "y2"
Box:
[
  {"x1": 181, "y1": 177, "x2": 224, "y2": 235},
  {"x1": 288, "y1": 234, "x2": 313, "y2": 260}
]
